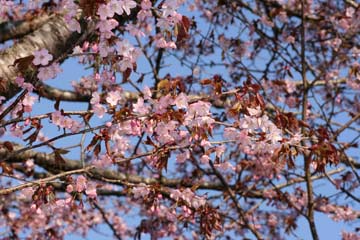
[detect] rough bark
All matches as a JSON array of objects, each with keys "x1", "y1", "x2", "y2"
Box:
[{"x1": 0, "y1": 13, "x2": 53, "y2": 43}]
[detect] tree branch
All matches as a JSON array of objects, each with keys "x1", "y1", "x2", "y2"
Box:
[
  {"x1": 0, "y1": 166, "x2": 93, "y2": 195},
  {"x1": 0, "y1": 13, "x2": 53, "y2": 43}
]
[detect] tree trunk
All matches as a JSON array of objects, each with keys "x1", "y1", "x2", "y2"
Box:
[{"x1": 0, "y1": 14, "x2": 92, "y2": 101}]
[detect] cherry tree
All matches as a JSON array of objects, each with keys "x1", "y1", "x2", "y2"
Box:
[{"x1": 0, "y1": 0, "x2": 359, "y2": 239}]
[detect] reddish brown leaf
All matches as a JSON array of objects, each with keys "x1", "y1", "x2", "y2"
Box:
[
  {"x1": 94, "y1": 142, "x2": 101, "y2": 157},
  {"x1": 105, "y1": 140, "x2": 112, "y2": 155},
  {"x1": 3, "y1": 141, "x2": 14, "y2": 152},
  {"x1": 0, "y1": 162, "x2": 13, "y2": 174},
  {"x1": 176, "y1": 16, "x2": 191, "y2": 43},
  {"x1": 12, "y1": 55, "x2": 35, "y2": 75},
  {"x1": 200, "y1": 79, "x2": 212, "y2": 85},
  {"x1": 86, "y1": 135, "x2": 100, "y2": 151},
  {"x1": 122, "y1": 68, "x2": 132, "y2": 83}
]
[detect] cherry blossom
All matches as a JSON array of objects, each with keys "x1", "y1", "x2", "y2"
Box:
[
  {"x1": 121, "y1": 0, "x2": 137, "y2": 15},
  {"x1": 32, "y1": 49, "x2": 53, "y2": 66},
  {"x1": 76, "y1": 175, "x2": 87, "y2": 192},
  {"x1": 37, "y1": 63, "x2": 62, "y2": 81},
  {"x1": 106, "y1": 90, "x2": 122, "y2": 106},
  {"x1": 173, "y1": 92, "x2": 188, "y2": 109},
  {"x1": 97, "y1": 3, "x2": 114, "y2": 20},
  {"x1": 22, "y1": 94, "x2": 37, "y2": 112},
  {"x1": 132, "y1": 184, "x2": 150, "y2": 199},
  {"x1": 15, "y1": 76, "x2": 34, "y2": 92},
  {"x1": 133, "y1": 97, "x2": 150, "y2": 115}
]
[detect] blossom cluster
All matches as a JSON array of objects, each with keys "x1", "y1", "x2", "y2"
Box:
[{"x1": 51, "y1": 111, "x2": 82, "y2": 133}]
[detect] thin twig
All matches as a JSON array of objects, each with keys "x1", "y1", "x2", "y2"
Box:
[{"x1": 0, "y1": 166, "x2": 94, "y2": 195}]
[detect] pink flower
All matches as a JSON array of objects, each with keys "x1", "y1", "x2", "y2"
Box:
[
  {"x1": 72, "y1": 45, "x2": 85, "y2": 62},
  {"x1": 156, "y1": 18, "x2": 174, "y2": 30},
  {"x1": 25, "y1": 159, "x2": 34, "y2": 171},
  {"x1": 132, "y1": 183, "x2": 150, "y2": 198},
  {"x1": 109, "y1": 0, "x2": 124, "y2": 15},
  {"x1": 106, "y1": 90, "x2": 122, "y2": 106},
  {"x1": 155, "y1": 121, "x2": 177, "y2": 144},
  {"x1": 184, "y1": 101, "x2": 214, "y2": 127},
  {"x1": 346, "y1": 7, "x2": 355, "y2": 17},
  {"x1": 66, "y1": 184, "x2": 74, "y2": 193},
  {"x1": 133, "y1": 97, "x2": 150, "y2": 115},
  {"x1": 161, "y1": 0, "x2": 179, "y2": 17},
  {"x1": 285, "y1": 35, "x2": 295, "y2": 44},
  {"x1": 93, "y1": 154, "x2": 113, "y2": 168},
  {"x1": 90, "y1": 92, "x2": 101, "y2": 105},
  {"x1": 93, "y1": 103, "x2": 106, "y2": 118},
  {"x1": 187, "y1": 101, "x2": 211, "y2": 117},
  {"x1": 116, "y1": 39, "x2": 134, "y2": 58},
  {"x1": 51, "y1": 111, "x2": 64, "y2": 126},
  {"x1": 137, "y1": 9, "x2": 152, "y2": 21},
  {"x1": 15, "y1": 76, "x2": 34, "y2": 92},
  {"x1": 22, "y1": 94, "x2": 37, "y2": 112},
  {"x1": 174, "y1": 92, "x2": 188, "y2": 109},
  {"x1": 51, "y1": 110, "x2": 82, "y2": 132},
  {"x1": 33, "y1": 49, "x2": 53, "y2": 66},
  {"x1": 247, "y1": 107, "x2": 262, "y2": 117},
  {"x1": 223, "y1": 127, "x2": 239, "y2": 140},
  {"x1": 37, "y1": 63, "x2": 62, "y2": 81},
  {"x1": 154, "y1": 94, "x2": 172, "y2": 114},
  {"x1": 200, "y1": 139, "x2": 211, "y2": 147},
  {"x1": 215, "y1": 145, "x2": 225, "y2": 158},
  {"x1": 97, "y1": 19, "x2": 119, "y2": 33},
  {"x1": 66, "y1": 17, "x2": 81, "y2": 33},
  {"x1": 85, "y1": 184, "x2": 97, "y2": 199},
  {"x1": 97, "y1": 3, "x2": 114, "y2": 20},
  {"x1": 15, "y1": 76, "x2": 24, "y2": 86},
  {"x1": 176, "y1": 150, "x2": 190, "y2": 163},
  {"x1": 143, "y1": 86, "x2": 152, "y2": 100},
  {"x1": 155, "y1": 37, "x2": 177, "y2": 49},
  {"x1": 20, "y1": 187, "x2": 35, "y2": 200},
  {"x1": 267, "y1": 214, "x2": 278, "y2": 227},
  {"x1": 141, "y1": 0, "x2": 152, "y2": 10},
  {"x1": 69, "y1": 120, "x2": 82, "y2": 133},
  {"x1": 341, "y1": 231, "x2": 360, "y2": 240},
  {"x1": 338, "y1": 18, "x2": 350, "y2": 31},
  {"x1": 214, "y1": 162, "x2": 235, "y2": 171},
  {"x1": 200, "y1": 154, "x2": 210, "y2": 164},
  {"x1": 98, "y1": 41, "x2": 112, "y2": 57},
  {"x1": 10, "y1": 123, "x2": 23, "y2": 138},
  {"x1": 76, "y1": 175, "x2": 87, "y2": 192},
  {"x1": 118, "y1": 58, "x2": 133, "y2": 72},
  {"x1": 121, "y1": 0, "x2": 137, "y2": 15},
  {"x1": 125, "y1": 24, "x2": 145, "y2": 37}
]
